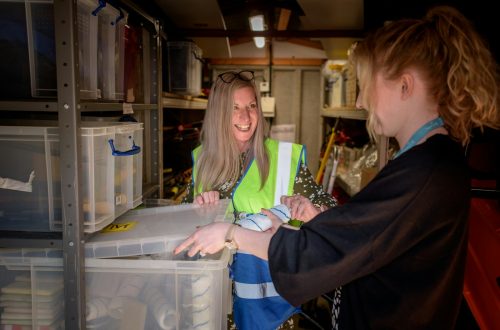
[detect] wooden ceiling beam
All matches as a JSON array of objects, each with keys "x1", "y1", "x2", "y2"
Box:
[
  {"x1": 208, "y1": 57, "x2": 325, "y2": 66},
  {"x1": 285, "y1": 38, "x2": 323, "y2": 49}
]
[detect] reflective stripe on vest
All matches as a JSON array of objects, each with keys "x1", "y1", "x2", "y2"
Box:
[
  {"x1": 232, "y1": 251, "x2": 280, "y2": 299},
  {"x1": 274, "y1": 141, "x2": 292, "y2": 205},
  {"x1": 234, "y1": 281, "x2": 279, "y2": 299}
]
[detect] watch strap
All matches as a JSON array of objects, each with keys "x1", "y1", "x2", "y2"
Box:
[{"x1": 224, "y1": 224, "x2": 239, "y2": 250}]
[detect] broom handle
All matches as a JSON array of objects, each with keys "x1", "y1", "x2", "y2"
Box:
[
  {"x1": 316, "y1": 129, "x2": 336, "y2": 184},
  {"x1": 315, "y1": 118, "x2": 340, "y2": 184}
]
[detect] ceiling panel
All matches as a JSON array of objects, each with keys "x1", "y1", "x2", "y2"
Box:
[
  {"x1": 297, "y1": 0, "x2": 363, "y2": 29},
  {"x1": 154, "y1": 0, "x2": 225, "y2": 29},
  {"x1": 153, "y1": 0, "x2": 363, "y2": 59}
]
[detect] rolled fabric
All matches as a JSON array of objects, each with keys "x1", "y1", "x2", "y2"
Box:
[
  {"x1": 191, "y1": 274, "x2": 213, "y2": 329},
  {"x1": 86, "y1": 297, "x2": 110, "y2": 321},
  {"x1": 142, "y1": 286, "x2": 176, "y2": 330},
  {"x1": 192, "y1": 274, "x2": 211, "y2": 299},
  {"x1": 192, "y1": 303, "x2": 211, "y2": 329},
  {"x1": 108, "y1": 274, "x2": 145, "y2": 318},
  {"x1": 269, "y1": 204, "x2": 291, "y2": 222},
  {"x1": 237, "y1": 213, "x2": 272, "y2": 231},
  {"x1": 236, "y1": 204, "x2": 291, "y2": 232}
]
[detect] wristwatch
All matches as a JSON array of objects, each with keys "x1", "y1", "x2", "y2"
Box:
[{"x1": 224, "y1": 224, "x2": 239, "y2": 251}]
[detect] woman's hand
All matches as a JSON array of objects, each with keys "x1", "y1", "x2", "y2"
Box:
[
  {"x1": 173, "y1": 222, "x2": 231, "y2": 257},
  {"x1": 281, "y1": 195, "x2": 323, "y2": 222},
  {"x1": 194, "y1": 191, "x2": 220, "y2": 205}
]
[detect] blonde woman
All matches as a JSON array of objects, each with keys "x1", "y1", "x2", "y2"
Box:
[
  {"x1": 181, "y1": 70, "x2": 336, "y2": 329},
  {"x1": 176, "y1": 6, "x2": 499, "y2": 329}
]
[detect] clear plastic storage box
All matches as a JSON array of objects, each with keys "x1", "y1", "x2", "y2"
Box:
[
  {"x1": 0, "y1": 122, "x2": 143, "y2": 232},
  {"x1": 0, "y1": 0, "x2": 103, "y2": 99},
  {"x1": 77, "y1": 0, "x2": 99, "y2": 99},
  {"x1": 97, "y1": 3, "x2": 125, "y2": 101},
  {"x1": 166, "y1": 41, "x2": 202, "y2": 96},
  {"x1": 27, "y1": 0, "x2": 57, "y2": 98},
  {"x1": 0, "y1": 201, "x2": 232, "y2": 330},
  {"x1": 85, "y1": 200, "x2": 231, "y2": 258},
  {"x1": 106, "y1": 122, "x2": 144, "y2": 217}
]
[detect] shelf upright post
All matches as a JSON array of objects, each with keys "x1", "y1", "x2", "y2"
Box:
[
  {"x1": 155, "y1": 20, "x2": 164, "y2": 198},
  {"x1": 53, "y1": 0, "x2": 86, "y2": 328}
]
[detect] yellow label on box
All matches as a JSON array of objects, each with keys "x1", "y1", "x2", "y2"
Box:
[{"x1": 102, "y1": 221, "x2": 137, "y2": 233}]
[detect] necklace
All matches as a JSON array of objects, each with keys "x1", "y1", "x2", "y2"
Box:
[{"x1": 393, "y1": 117, "x2": 444, "y2": 159}]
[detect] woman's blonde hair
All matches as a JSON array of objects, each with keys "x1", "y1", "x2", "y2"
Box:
[
  {"x1": 352, "y1": 5, "x2": 500, "y2": 145},
  {"x1": 195, "y1": 73, "x2": 269, "y2": 192}
]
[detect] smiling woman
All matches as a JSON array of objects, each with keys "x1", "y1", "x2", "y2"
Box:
[{"x1": 180, "y1": 69, "x2": 337, "y2": 329}]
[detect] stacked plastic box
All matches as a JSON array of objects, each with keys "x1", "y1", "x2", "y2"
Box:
[
  {"x1": 0, "y1": 122, "x2": 143, "y2": 233},
  {"x1": 77, "y1": 0, "x2": 98, "y2": 99},
  {"x1": 166, "y1": 41, "x2": 203, "y2": 96},
  {"x1": 97, "y1": 3, "x2": 125, "y2": 100},
  {"x1": 0, "y1": 0, "x2": 124, "y2": 100},
  {"x1": 0, "y1": 200, "x2": 232, "y2": 330},
  {"x1": 26, "y1": 0, "x2": 57, "y2": 98}
]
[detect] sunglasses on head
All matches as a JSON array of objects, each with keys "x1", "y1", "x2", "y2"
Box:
[{"x1": 217, "y1": 70, "x2": 255, "y2": 83}]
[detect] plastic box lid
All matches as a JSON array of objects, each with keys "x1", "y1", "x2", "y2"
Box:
[{"x1": 84, "y1": 199, "x2": 233, "y2": 258}]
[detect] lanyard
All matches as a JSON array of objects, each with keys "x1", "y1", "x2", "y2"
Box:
[{"x1": 393, "y1": 117, "x2": 444, "y2": 159}]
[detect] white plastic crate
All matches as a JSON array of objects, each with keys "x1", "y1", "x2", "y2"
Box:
[
  {"x1": 97, "y1": 3, "x2": 125, "y2": 101},
  {"x1": 85, "y1": 199, "x2": 231, "y2": 258},
  {"x1": 166, "y1": 41, "x2": 202, "y2": 96},
  {"x1": 0, "y1": 201, "x2": 233, "y2": 329},
  {"x1": 0, "y1": 122, "x2": 143, "y2": 233},
  {"x1": 25, "y1": 0, "x2": 57, "y2": 98},
  {"x1": 0, "y1": 253, "x2": 229, "y2": 330},
  {"x1": 77, "y1": 0, "x2": 99, "y2": 99},
  {"x1": 106, "y1": 122, "x2": 144, "y2": 216}
]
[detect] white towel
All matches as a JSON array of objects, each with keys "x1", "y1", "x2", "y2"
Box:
[
  {"x1": 236, "y1": 204, "x2": 291, "y2": 232},
  {"x1": 0, "y1": 171, "x2": 35, "y2": 192}
]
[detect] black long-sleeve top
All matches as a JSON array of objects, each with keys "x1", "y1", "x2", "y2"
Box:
[{"x1": 269, "y1": 135, "x2": 471, "y2": 329}]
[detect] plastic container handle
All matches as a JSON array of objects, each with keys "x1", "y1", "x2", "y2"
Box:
[
  {"x1": 91, "y1": 0, "x2": 107, "y2": 16},
  {"x1": 108, "y1": 139, "x2": 141, "y2": 156}
]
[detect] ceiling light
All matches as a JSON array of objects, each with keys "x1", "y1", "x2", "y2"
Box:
[
  {"x1": 249, "y1": 14, "x2": 266, "y2": 48},
  {"x1": 253, "y1": 37, "x2": 266, "y2": 48},
  {"x1": 249, "y1": 14, "x2": 264, "y2": 31}
]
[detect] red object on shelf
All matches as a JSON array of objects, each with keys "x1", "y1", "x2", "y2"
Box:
[
  {"x1": 332, "y1": 187, "x2": 350, "y2": 205},
  {"x1": 463, "y1": 197, "x2": 500, "y2": 330},
  {"x1": 124, "y1": 24, "x2": 143, "y2": 103}
]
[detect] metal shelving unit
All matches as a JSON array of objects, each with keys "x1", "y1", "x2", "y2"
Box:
[
  {"x1": 321, "y1": 107, "x2": 368, "y2": 120},
  {"x1": 0, "y1": 0, "x2": 163, "y2": 327},
  {"x1": 319, "y1": 73, "x2": 389, "y2": 196}
]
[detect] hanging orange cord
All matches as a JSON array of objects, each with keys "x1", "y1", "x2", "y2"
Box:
[{"x1": 316, "y1": 118, "x2": 340, "y2": 184}]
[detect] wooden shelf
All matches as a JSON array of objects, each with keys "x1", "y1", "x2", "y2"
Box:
[
  {"x1": 163, "y1": 97, "x2": 207, "y2": 110},
  {"x1": 321, "y1": 107, "x2": 368, "y2": 120}
]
